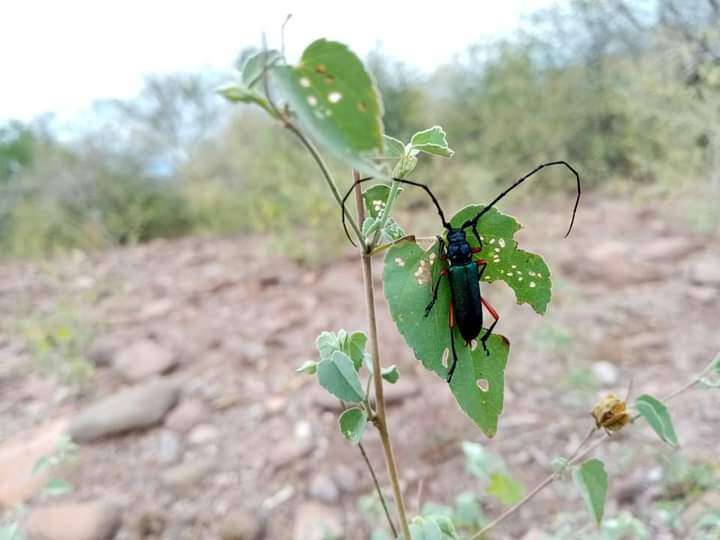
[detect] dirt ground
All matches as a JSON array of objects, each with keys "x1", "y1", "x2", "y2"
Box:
[{"x1": 0, "y1": 193, "x2": 718, "y2": 539}]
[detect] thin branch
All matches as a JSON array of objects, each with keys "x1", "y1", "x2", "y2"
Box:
[
  {"x1": 470, "y1": 352, "x2": 719, "y2": 539},
  {"x1": 356, "y1": 171, "x2": 412, "y2": 540},
  {"x1": 359, "y1": 442, "x2": 398, "y2": 538}
]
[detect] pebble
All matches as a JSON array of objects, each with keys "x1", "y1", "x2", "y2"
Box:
[
  {"x1": 69, "y1": 379, "x2": 180, "y2": 443},
  {"x1": 308, "y1": 473, "x2": 339, "y2": 503},
  {"x1": 591, "y1": 361, "x2": 620, "y2": 387},
  {"x1": 113, "y1": 339, "x2": 177, "y2": 382},
  {"x1": 26, "y1": 501, "x2": 122, "y2": 540},
  {"x1": 293, "y1": 503, "x2": 342, "y2": 540}
]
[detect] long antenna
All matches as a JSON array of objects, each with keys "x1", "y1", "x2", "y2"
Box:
[
  {"x1": 462, "y1": 160, "x2": 581, "y2": 237},
  {"x1": 341, "y1": 177, "x2": 450, "y2": 246}
]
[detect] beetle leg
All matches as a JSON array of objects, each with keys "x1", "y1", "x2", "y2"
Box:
[
  {"x1": 479, "y1": 297, "x2": 500, "y2": 355},
  {"x1": 424, "y1": 237, "x2": 448, "y2": 317},
  {"x1": 425, "y1": 268, "x2": 448, "y2": 316},
  {"x1": 447, "y1": 304, "x2": 459, "y2": 383}
]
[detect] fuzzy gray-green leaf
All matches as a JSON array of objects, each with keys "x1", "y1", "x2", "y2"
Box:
[
  {"x1": 338, "y1": 407, "x2": 367, "y2": 444},
  {"x1": 635, "y1": 394, "x2": 678, "y2": 447},
  {"x1": 573, "y1": 458, "x2": 608, "y2": 525},
  {"x1": 317, "y1": 351, "x2": 364, "y2": 402}
]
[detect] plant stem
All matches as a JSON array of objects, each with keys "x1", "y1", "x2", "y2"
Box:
[
  {"x1": 469, "y1": 351, "x2": 719, "y2": 539},
  {"x1": 355, "y1": 170, "x2": 412, "y2": 540},
  {"x1": 359, "y1": 442, "x2": 399, "y2": 538}
]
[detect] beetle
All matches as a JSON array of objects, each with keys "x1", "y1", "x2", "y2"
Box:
[{"x1": 341, "y1": 161, "x2": 581, "y2": 382}]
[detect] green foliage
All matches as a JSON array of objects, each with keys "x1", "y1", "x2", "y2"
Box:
[
  {"x1": 573, "y1": 459, "x2": 608, "y2": 525},
  {"x1": 409, "y1": 126, "x2": 455, "y2": 158},
  {"x1": 20, "y1": 304, "x2": 95, "y2": 385},
  {"x1": 383, "y1": 203, "x2": 551, "y2": 435},
  {"x1": 317, "y1": 351, "x2": 364, "y2": 403},
  {"x1": 361, "y1": 184, "x2": 406, "y2": 243},
  {"x1": 272, "y1": 39, "x2": 385, "y2": 174},
  {"x1": 315, "y1": 329, "x2": 369, "y2": 371},
  {"x1": 635, "y1": 394, "x2": 679, "y2": 448},
  {"x1": 407, "y1": 516, "x2": 458, "y2": 539},
  {"x1": 381, "y1": 365, "x2": 399, "y2": 384},
  {"x1": 0, "y1": 122, "x2": 35, "y2": 183},
  {"x1": 384, "y1": 236, "x2": 510, "y2": 435},
  {"x1": 339, "y1": 407, "x2": 368, "y2": 445},
  {"x1": 449, "y1": 206, "x2": 552, "y2": 314},
  {"x1": 487, "y1": 473, "x2": 525, "y2": 505}
]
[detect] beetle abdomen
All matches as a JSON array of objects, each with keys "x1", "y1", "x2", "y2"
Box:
[{"x1": 448, "y1": 262, "x2": 483, "y2": 343}]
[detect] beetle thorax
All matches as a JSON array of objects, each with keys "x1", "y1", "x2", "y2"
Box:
[{"x1": 446, "y1": 228, "x2": 473, "y2": 265}]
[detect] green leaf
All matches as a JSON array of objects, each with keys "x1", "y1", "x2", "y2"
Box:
[
  {"x1": 317, "y1": 351, "x2": 364, "y2": 402},
  {"x1": 363, "y1": 184, "x2": 393, "y2": 220},
  {"x1": 32, "y1": 456, "x2": 51, "y2": 476},
  {"x1": 713, "y1": 352, "x2": 720, "y2": 375},
  {"x1": 462, "y1": 442, "x2": 507, "y2": 480},
  {"x1": 316, "y1": 331, "x2": 339, "y2": 360},
  {"x1": 241, "y1": 49, "x2": 282, "y2": 88},
  {"x1": 487, "y1": 473, "x2": 525, "y2": 505},
  {"x1": 573, "y1": 458, "x2": 608, "y2": 525},
  {"x1": 384, "y1": 238, "x2": 510, "y2": 436},
  {"x1": 296, "y1": 360, "x2": 318, "y2": 375},
  {"x1": 450, "y1": 206, "x2": 552, "y2": 314},
  {"x1": 338, "y1": 407, "x2": 367, "y2": 444},
  {"x1": 345, "y1": 331, "x2": 368, "y2": 371},
  {"x1": 381, "y1": 365, "x2": 400, "y2": 384},
  {"x1": 384, "y1": 135, "x2": 406, "y2": 158},
  {"x1": 44, "y1": 478, "x2": 73, "y2": 497},
  {"x1": 408, "y1": 517, "x2": 444, "y2": 540},
  {"x1": 216, "y1": 82, "x2": 268, "y2": 109},
  {"x1": 272, "y1": 39, "x2": 384, "y2": 173},
  {"x1": 427, "y1": 516, "x2": 459, "y2": 539},
  {"x1": 635, "y1": 394, "x2": 679, "y2": 447},
  {"x1": 410, "y1": 126, "x2": 454, "y2": 158}
]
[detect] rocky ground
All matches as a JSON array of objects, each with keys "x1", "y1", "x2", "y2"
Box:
[{"x1": 0, "y1": 193, "x2": 718, "y2": 540}]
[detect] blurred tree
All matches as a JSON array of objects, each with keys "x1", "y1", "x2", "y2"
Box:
[
  {"x1": 0, "y1": 122, "x2": 35, "y2": 183},
  {"x1": 366, "y1": 49, "x2": 428, "y2": 141}
]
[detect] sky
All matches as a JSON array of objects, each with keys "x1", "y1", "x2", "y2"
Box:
[{"x1": 0, "y1": 0, "x2": 556, "y2": 123}]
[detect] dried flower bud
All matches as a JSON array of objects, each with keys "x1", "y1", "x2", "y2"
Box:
[{"x1": 591, "y1": 393, "x2": 630, "y2": 432}]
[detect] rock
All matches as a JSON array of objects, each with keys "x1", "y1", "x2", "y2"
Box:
[
  {"x1": 308, "y1": 474, "x2": 339, "y2": 503},
  {"x1": 86, "y1": 335, "x2": 120, "y2": 367},
  {"x1": 113, "y1": 339, "x2": 177, "y2": 382},
  {"x1": 157, "y1": 430, "x2": 182, "y2": 465},
  {"x1": 384, "y1": 379, "x2": 420, "y2": 405},
  {"x1": 187, "y1": 424, "x2": 220, "y2": 445},
  {"x1": 0, "y1": 419, "x2": 68, "y2": 508},
  {"x1": 268, "y1": 438, "x2": 315, "y2": 469},
  {"x1": 293, "y1": 503, "x2": 342, "y2": 540},
  {"x1": 687, "y1": 286, "x2": 717, "y2": 303},
  {"x1": 136, "y1": 510, "x2": 167, "y2": 537},
  {"x1": 521, "y1": 529, "x2": 546, "y2": 540},
  {"x1": 161, "y1": 460, "x2": 212, "y2": 491},
  {"x1": 26, "y1": 501, "x2": 122, "y2": 540},
  {"x1": 165, "y1": 399, "x2": 209, "y2": 432},
  {"x1": 219, "y1": 509, "x2": 262, "y2": 540},
  {"x1": 591, "y1": 361, "x2": 620, "y2": 387},
  {"x1": 69, "y1": 379, "x2": 180, "y2": 443},
  {"x1": 638, "y1": 238, "x2": 701, "y2": 261},
  {"x1": 690, "y1": 259, "x2": 720, "y2": 287}
]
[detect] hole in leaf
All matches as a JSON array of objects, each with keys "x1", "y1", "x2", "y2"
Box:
[
  {"x1": 498, "y1": 239, "x2": 506, "y2": 248},
  {"x1": 441, "y1": 348, "x2": 449, "y2": 368},
  {"x1": 476, "y1": 378, "x2": 490, "y2": 392},
  {"x1": 299, "y1": 77, "x2": 311, "y2": 88},
  {"x1": 529, "y1": 281, "x2": 536, "y2": 288},
  {"x1": 471, "y1": 339, "x2": 478, "y2": 351},
  {"x1": 328, "y1": 91, "x2": 342, "y2": 103},
  {"x1": 307, "y1": 95, "x2": 318, "y2": 106},
  {"x1": 394, "y1": 257, "x2": 405, "y2": 267}
]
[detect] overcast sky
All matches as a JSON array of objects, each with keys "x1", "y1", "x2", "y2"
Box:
[{"x1": 0, "y1": 0, "x2": 555, "y2": 123}]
